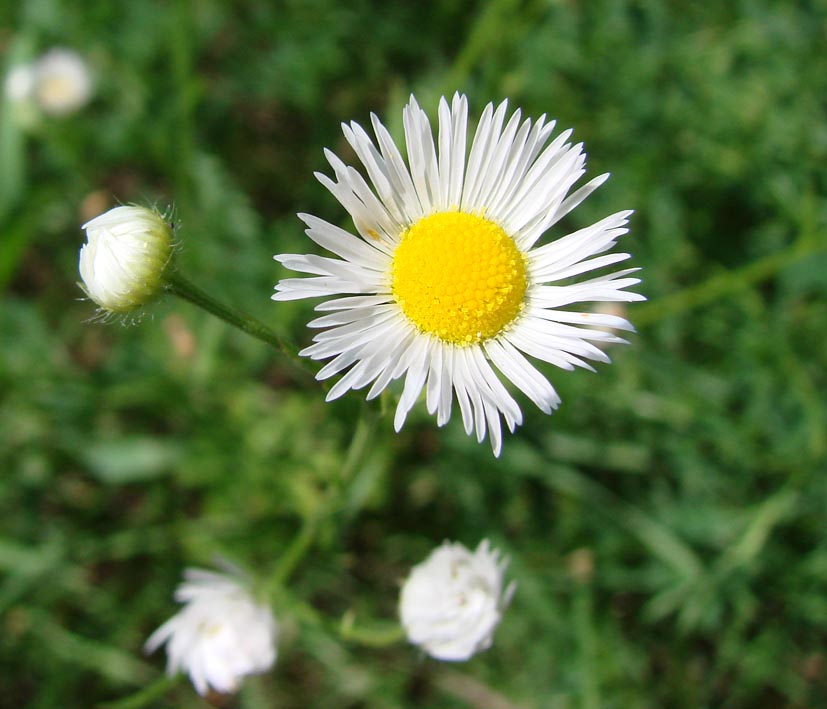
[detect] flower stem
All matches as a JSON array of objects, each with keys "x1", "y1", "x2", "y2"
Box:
[
  {"x1": 280, "y1": 592, "x2": 404, "y2": 647},
  {"x1": 266, "y1": 408, "x2": 376, "y2": 593},
  {"x1": 98, "y1": 674, "x2": 179, "y2": 709},
  {"x1": 165, "y1": 272, "x2": 305, "y2": 369},
  {"x1": 339, "y1": 610, "x2": 405, "y2": 647},
  {"x1": 269, "y1": 511, "x2": 320, "y2": 590},
  {"x1": 634, "y1": 233, "x2": 825, "y2": 328}
]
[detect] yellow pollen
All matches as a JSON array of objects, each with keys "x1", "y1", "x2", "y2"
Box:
[{"x1": 391, "y1": 211, "x2": 527, "y2": 345}]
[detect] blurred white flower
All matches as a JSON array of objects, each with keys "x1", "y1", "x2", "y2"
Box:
[
  {"x1": 32, "y1": 48, "x2": 92, "y2": 116},
  {"x1": 399, "y1": 539, "x2": 515, "y2": 661},
  {"x1": 4, "y1": 63, "x2": 35, "y2": 103},
  {"x1": 79, "y1": 205, "x2": 173, "y2": 315},
  {"x1": 145, "y1": 568, "x2": 278, "y2": 696}
]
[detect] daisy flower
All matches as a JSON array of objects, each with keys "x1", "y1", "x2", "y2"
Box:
[
  {"x1": 273, "y1": 93, "x2": 642, "y2": 455},
  {"x1": 144, "y1": 567, "x2": 278, "y2": 696}
]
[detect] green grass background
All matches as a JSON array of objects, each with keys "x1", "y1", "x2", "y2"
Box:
[{"x1": 2, "y1": 0, "x2": 827, "y2": 707}]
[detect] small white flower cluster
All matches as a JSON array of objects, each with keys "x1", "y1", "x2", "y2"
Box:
[
  {"x1": 4, "y1": 48, "x2": 93, "y2": 118},
  {"x1": 148, "y1": 541, "x2": 512, "y2": 696}
]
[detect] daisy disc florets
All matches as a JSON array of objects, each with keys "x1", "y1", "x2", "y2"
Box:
[{"x1": 274, "y1": 93, "x2": 642, "y2": 455}]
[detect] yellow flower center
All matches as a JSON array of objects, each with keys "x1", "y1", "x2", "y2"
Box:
[{"x1": 391, "y1": 211, "x2": 527, "y2": 345}]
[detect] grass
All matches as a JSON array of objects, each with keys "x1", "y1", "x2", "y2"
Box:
[{"x1": 1, "y1": 0, "x2": 826, "y2": 706}]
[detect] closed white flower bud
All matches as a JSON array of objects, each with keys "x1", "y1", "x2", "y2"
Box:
[
  {"x1": 79, "y1": 206, "x2": 173, "y2": 315},
  {"x1": 399, "y1": 539, "x2": 515, "y2": 661},
  {"x1": 32, "y1": 48, "x2": 92, "y2": 116},
  {"x1": 144, "y1": 568, "x2": 278, "y2": 696}
]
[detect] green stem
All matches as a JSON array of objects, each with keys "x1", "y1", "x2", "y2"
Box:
[
  {"x1": 279, "y1": 593, "x2": 404, "y2": 647},
  {"x1": 269, "y1": 512, "x2": 320, "y2": 590},
  {"x1": 634, "y1": 237, "x2": 825, "y2": 328},
  {"x1": 574, "y1": 582, "x2": 600, "y2": 709},
  {"x1": 338, "y1": 409, "x2": 373, "y2": 486},
  {"x1": 441, "y1": 0, "x2": 524, "y2": 93},
  {"x1": 97, "y1": 674, "x2": 179, "y2": 709},
  {"x1": 339, "y1": 623, "x2": 405, "y2": 647},
  {"x1": 265, "y1": 408, "x2": 376, "y2": 594},
  {"x1": 165, "y1": 272, "x2": 303, "y2": 367},
  {"x1": 339, "y1": 610, "x2": 406, "y2": 647}
]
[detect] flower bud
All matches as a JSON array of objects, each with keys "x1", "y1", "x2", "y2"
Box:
[
  {"x1": 79, "y1": 206, "x2": 173, "y2": 315},
  {"x1": 399, "y1": 539, "x2": 515, "y2": 661},
  {"x1": 144, "y1": 567, "x2": 278, "y2": 696}
]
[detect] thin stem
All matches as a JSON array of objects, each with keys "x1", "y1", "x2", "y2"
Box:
[
  {"x1": 634, "y1": 236, "x2": 825, "y2": 328},
  {"x1": 97, "y1": 674, "x2": 179, "y2": 709},
  {"x1": 265, "y1": 408, "x2": 377, "y2": 594},
  {"x1": 441, "y1": 0, "x2": 523, "y2": 94},
  {"x1": 165, "y1": 272, "x2": 306, "y2": 370},
  {"x1": 279, "y1": 592, "x2": 404, "y2": 648},
  {"x1": 339, "y1": 610, "x2": 406, "y2": 647},
  {"x1": 574, "y1": 581, "x2": 600, "y2": 709},
  {"x1": 269, "y1": 512, "x2": 320, "y2": 590},
  {"x1": 338, "y1": 409, "x2": 373, "y2": 487}
]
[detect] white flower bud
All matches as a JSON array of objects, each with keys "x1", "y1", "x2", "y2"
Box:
[
  {"x1": 399, "y1": 539, "x2": 515, "y2": 661},
  {"x1": 79, "y1": 206, "x2": 173, "y2": 315},
  {"x1": 32, "y1": 48, "x2": 92, "y2": 116},
  {"x1": 144, "y1": 568, "x2": 278, "y2": 697}
]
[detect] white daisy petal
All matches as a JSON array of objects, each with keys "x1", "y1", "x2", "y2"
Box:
[
  {"x1": 342, "y1": 121, "x2": 408, "y2": 230},
  {"x1": 484, "y1": 338, "x2": 561, "y2": 414},
  {"x1": 484, "y1": 398, "x2": 505, "y2": 457},
  {"x1": 272, "y1": 278, "x2": 359, "y2": 300},
  {"x1": 552, "y1": 172, "x2": 611, "y2": 226},
  {"x1": 425, "y1": 338, "x2": 444, "y2": 416},
  {"x1": 474, "y1": 107, "x2": 523, "y2": 209},
  {"x1": 371, "y1": 112, "x2": 424, "y2": 220},
  {"x1": 394, "y1": 335, "x2": 432, "y2": 431},
  {"x1": 537, "y1": 251, "x2": 632, "y2": 283},
  {"x1": 273, "y1": 94, "x2": 641, "y2": 455},
  {"x1": 499, "y1": 127, "x2": 574, "y2": 226},
  {"x1": 296, "y1": 213, "x2": 391, "y2": 268},
  {"x1": 531, "y1": 308, "x2": 636, "y2": 334},
  {"x1": 485, "y1": 116, "x2": 533, "y2": 215},
  {"x1": 437, "y1": 93, "x2": 468, "y2": 209},
  {"x1": 313, "y1": 294, "x2": 393, "y2": 311},
  {"x1": 451, "y1": 359, "x2": 476, "y2": 436},
  {"x1": 529, "y1": 212, "x2": 633, "y2": 278},
  {"x1": 461, "y1": 100, "x2": 509, "y2": 213},
  {"x1": 437, "y1": 344, "x2": 455, "y2": 426},
  {"x1": 327, "y1": 354, "x2": 380, "y2": 400},
  {"x1": 526, "y1": 307, "x2": 632, "y2": 342},
  {"x1": 403, "y1": 95, "x2": 441, "y2": 212},
  {"x1": 314, "y1": 162, "x2": 400, "y2": 250},
  {"x1": 365, "y1": 326, "x2": 418, "y2": 400},
  {"x1": 466, "y1": 347, "x2": 522, "y2": 432}
]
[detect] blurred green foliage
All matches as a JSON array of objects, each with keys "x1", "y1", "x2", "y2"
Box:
[{"x1": 1, "y1": 0, "x2": 827, "y2": 707}]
